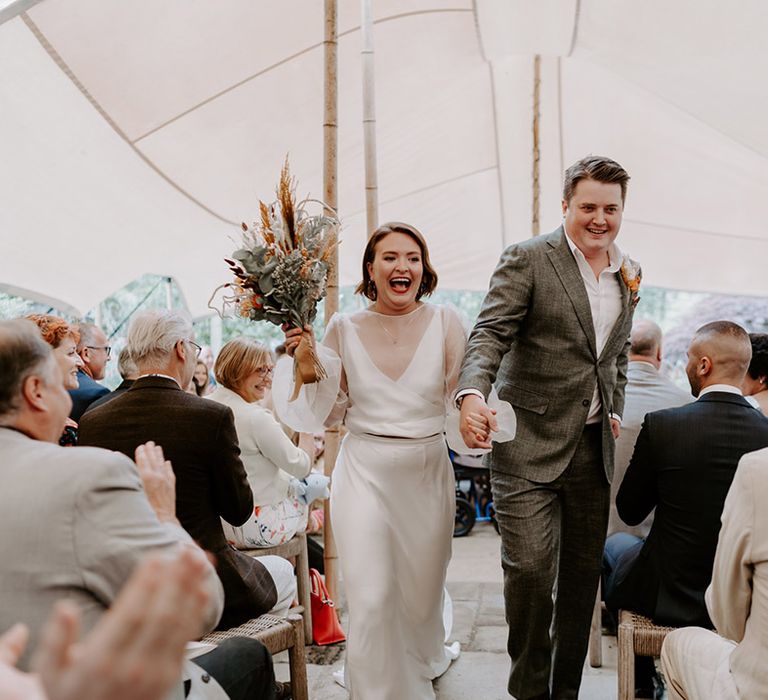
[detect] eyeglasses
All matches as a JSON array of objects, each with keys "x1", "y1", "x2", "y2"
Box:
[
  {"x1": 256, "y1": 366, "x2": 274, "y2": 377},
  {"x1": 86, "y1": 345, "x2": 112, "y2": 358},
  {"x1": 185, "y1": 340, "x2": 202, "y2": 358}
]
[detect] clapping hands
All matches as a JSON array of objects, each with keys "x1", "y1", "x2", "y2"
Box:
[
  {"x1": 0, "y1": 549, "x2": 212, "y2": 700},
  {"x1": 134, "y1": 441, "x2": 178, "y2": 526}
]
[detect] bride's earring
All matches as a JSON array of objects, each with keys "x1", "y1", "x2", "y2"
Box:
[{"x1": 368, "y1": 280, "x2": 377, "y2": 300}]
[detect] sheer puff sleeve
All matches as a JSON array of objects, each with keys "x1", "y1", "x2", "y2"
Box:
[
  {"x1": 272, "y1": 314, "x2": 349, "y2": 434},
  {"x1": 442, "y1": 304, "x2": 516, "y2": 455}
]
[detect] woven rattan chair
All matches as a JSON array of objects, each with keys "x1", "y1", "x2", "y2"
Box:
[
  {"x1": 617, "y1": 609, "x2": 676, "y2": 700},
  {"x1": 202, "y1": 613, "x2": 308, "y2": 700},
  {"x1": 242, "y1": 531, "x2": 313, "y2": 644}
]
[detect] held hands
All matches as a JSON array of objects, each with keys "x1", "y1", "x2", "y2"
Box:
[
  {"x1": 134, "y1": 442, "x2": 178, "y2": 526},
  {"x1": 459, "y1": 394, "x2": 498, "y2": 450},
  {"x1": 282, "y1": 324, "x2": 315, "y2": 358}
]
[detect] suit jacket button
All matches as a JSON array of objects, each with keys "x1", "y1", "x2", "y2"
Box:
[
  {"x1": 202, "y1": 674, "x2": 211, "y2": 683},
  {"x1": 582, "y1": 399, "x2": 590, "y2": 407}
]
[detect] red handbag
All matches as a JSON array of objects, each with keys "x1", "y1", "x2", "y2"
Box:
[{"x1": 309, "y1": 568, "x2": 346, "y2": 645}]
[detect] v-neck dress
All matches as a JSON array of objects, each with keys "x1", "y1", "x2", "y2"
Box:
[{"x1": 274, "y1": 303, "x2": 465, "y2": 699}]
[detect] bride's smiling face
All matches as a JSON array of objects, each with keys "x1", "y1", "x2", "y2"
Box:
[{"x1": 367, "y1": 232, "x2": 423, "y2": 315}]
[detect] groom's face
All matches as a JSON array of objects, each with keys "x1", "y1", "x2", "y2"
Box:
[{"x1": 562, "y1": 178, "x2": 623, "y2": 262}]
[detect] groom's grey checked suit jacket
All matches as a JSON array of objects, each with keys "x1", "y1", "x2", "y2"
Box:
[{"x1": 458, "y1": 226, "x2": 635, "y2": 483}]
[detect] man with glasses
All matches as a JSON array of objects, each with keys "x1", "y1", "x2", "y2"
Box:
[
  {"x1": 78, "y1": 310, "x2": 295, "y2": 646},
  {"x1": 69, "y1": 322, "x2": 111, "y2": 421}
]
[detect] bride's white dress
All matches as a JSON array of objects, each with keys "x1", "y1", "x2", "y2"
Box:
[{"x1": 274, "y1": 303, "x2": 466, "y2": 699}]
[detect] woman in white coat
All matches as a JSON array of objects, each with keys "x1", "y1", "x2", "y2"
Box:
[{"x1": 208, "y1": 338, "x2": 313, "y2": 548}]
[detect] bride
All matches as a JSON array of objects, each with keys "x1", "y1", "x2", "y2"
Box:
[{"x1": 276, "y1": 222, "x2": 511, "y2": 699}]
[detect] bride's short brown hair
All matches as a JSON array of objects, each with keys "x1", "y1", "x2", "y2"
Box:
[{"x1": 355, "y1": 222, "x2": 438, "y2": 301}]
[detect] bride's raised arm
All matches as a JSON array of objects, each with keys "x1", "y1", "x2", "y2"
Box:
[{"x1": 272, "y1": 315, "x2": 349, "y2": 433}]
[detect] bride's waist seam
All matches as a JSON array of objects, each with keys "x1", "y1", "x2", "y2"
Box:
[{"x1": 349, "y1": 431, "x2": 443, "y2": 445}]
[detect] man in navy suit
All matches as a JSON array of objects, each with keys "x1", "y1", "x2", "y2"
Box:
[
  {"x1": 605, "y1": 320, "x2": 768, "y2": 627},
  {"x1": 85, "y1": 346, "x2": 138, "y2": 413},
  {"x1": 68, "y1": 322, "x2": 110, "y2": 421}
]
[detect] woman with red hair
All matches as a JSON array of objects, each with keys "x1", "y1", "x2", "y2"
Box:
[{"x1": 26, "y1": 314, "x2": 84, "y2": 445}]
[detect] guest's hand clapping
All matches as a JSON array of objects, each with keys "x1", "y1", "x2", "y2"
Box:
[
  {"x1": 459, "y1": 395, "x2": 498, "y2": 450},
  {"x1": 0, "y1": 550, "x2": 212, "y2": 700},
  {"x1": 134, "y1": 441, "x2": 178, "y2": 526},
  {"x1": 0, "y1": 623, "x2": 45, "y2": 700}
]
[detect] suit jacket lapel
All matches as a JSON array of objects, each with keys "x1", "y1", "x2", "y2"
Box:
[{"x1": 546, "y1": 228, "x2": 598, "y2": 359}]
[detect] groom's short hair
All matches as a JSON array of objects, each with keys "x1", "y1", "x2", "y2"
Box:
[{"x1": 563, "y1": 155, "x2": 630, "y2": 203}]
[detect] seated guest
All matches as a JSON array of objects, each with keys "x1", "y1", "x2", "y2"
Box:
[
  {"x1": 661, "y1": 446, "x2": 768, "y2": 700},
  {"x1": 25, "y1": 314, "x2": 84, "y2": 446},
  {"x1": 608, "y1": 319, "x2": 692, "y2": 538},
  {"x1": 207, "y1": 338, "x2": 315, "y2": 548},
  {"x1": 78, "y1": 310, "x2": 296, "y2": 627},
  {"x1": 743, "y1": 332, "x2": 768, "y2": 414},
  {"x1": 604, "y1": 321, "x2": 768, "y2": 630},
  {"x1": 193, "y1": 359, "x2": 212, "y2": 396},
  {"x1": 68, "y1": 322, "x2": 110, "y2": 421},
  {"x1": 85, "y1": 346, "x2": 139, "y2": 412},
  {"x1": 0, "y1": 319, "x2": 285, "y2": 699}
]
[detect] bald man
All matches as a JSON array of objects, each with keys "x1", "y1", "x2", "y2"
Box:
[
  {"x1": 604, "y1": 320, "x2": 768, "y2": 629},
  {"x1": 607, "y1": 320, "x2": 692, "y2": 538}
]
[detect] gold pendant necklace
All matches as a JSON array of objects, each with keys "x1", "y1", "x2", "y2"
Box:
[{"x1": 374, "y1": 305, "x2": 423, "y2": 345}]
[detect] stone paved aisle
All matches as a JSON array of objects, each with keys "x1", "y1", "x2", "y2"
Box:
[{"x1": 275, "y1": 525, "x2": 619, "y2": 699}]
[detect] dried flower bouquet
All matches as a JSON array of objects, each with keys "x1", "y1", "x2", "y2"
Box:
[{"x1": 213, "y1": 159, "x2": 339, "y2": 397}]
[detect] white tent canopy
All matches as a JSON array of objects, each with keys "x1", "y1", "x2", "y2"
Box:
[{"x1": 2, "y1": 0, "x2": 767, "y2": 318}]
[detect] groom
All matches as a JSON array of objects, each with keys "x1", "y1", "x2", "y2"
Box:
[{"x1": 457, "y1": 156, "x2": 637, "y2": 699}]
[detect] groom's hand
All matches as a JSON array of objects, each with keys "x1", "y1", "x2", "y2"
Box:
[{"x1": 459, "y1": 394, "x2": 497, "y2": 450}]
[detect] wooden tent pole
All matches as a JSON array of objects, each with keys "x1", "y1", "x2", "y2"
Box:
[
  {"x1": 532, "y1": 54, "x2": 541, "y2": 237},
  {"x1": 361, "y1": 0, "x2": 379, "y2": 234},
  {"x1": 322, "y1": 0, "x2": 340, "y2": 608}
]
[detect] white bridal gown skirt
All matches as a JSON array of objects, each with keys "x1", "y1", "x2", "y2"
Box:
[{"x1": 332, "y1": 432, "x2": 456, "y2": 700}]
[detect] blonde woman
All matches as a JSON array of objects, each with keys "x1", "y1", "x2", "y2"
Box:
[{"x1": 207, "y1": 338, "x2": 314, "y2": 547}]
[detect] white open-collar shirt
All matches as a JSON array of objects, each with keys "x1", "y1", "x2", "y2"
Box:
[{"x1": 564, "y1": 228, "x2": 624, "y2": 424}]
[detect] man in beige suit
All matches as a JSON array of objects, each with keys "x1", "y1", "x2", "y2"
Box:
[{"x1": 661, "y1": 446, "x2": 768, "y2": 699}]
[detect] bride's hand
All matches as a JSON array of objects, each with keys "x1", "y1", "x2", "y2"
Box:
[{"x1": 282, "y1": 324, "x2": 314, "y2": 357}]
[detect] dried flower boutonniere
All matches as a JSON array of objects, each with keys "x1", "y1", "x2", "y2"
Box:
[{"x1": 620, "y1": 256, "x2": 642, "y2": 308}]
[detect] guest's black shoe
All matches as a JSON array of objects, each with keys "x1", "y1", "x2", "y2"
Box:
[{"x1": 274, "y1": 680, "x2": 292, "y2": 699}]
